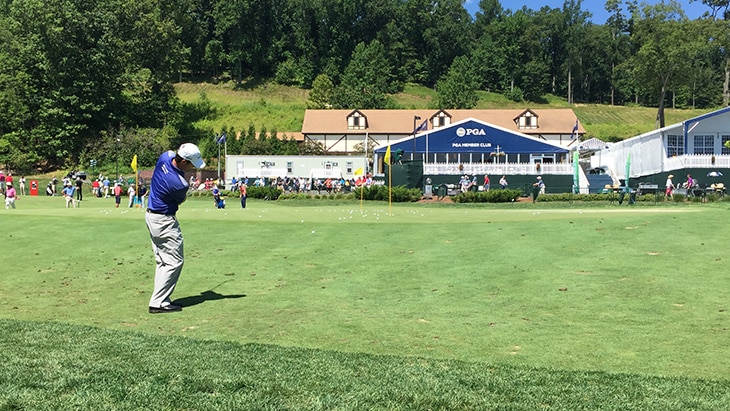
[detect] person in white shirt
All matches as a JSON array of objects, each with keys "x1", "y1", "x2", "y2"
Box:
[{"x1": 128, "y1": 185, "x2": 136, "y2": 208}]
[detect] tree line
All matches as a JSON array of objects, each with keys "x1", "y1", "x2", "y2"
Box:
[{"x1": 0, "y1": 0, "x2": 728, "y2": 172}]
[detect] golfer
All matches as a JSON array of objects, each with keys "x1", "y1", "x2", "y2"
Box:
[{"x1": 145, "y1": 143, "x2": 205, "y2": 314}]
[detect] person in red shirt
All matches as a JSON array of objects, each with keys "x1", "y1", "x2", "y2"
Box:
[
  {"x1": 92, "y1": 179, "x2": 100, "y2": 197},
  {"x1": 114, "y1": 183, "x2": 123, "y2": 207}
]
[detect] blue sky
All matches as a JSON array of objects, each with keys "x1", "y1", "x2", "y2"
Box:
[{"x1": 463, "y1": 0, "x2": 707, "y2": 23}]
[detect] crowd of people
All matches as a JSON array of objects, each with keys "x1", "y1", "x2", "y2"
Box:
[
  {"x1": 457, "y1": 174, "x2": 509, "y2": 193},
  {"x1": 196, "y1": 174, "x2": 379, "y2": 196},
  {"x1": 29, "y1": 172, "x2": 149, "y2": 209}
]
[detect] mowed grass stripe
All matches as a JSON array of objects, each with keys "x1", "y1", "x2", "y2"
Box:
[
  {"x1": 1, "y1": 197, "x2": 728, "y2": 381},
  {"x1": 1, "y1": 318, "x2": 730, "y2": 410}
]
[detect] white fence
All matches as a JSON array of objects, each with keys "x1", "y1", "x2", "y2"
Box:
[{"x1": 423, "y1": 162, "x2": 573, "y2": 176}]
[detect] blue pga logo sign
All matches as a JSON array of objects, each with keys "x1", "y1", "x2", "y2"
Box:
[
  {"x1": 453, "y1": 127, "x2": 491, "y2": 148},
  {"x1": 456, "y1": 127, "x2": 486, "y2": 137}
]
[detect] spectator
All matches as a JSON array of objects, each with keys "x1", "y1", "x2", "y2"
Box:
[
  {"x1": 239, "y1": 183, "x2": 247, "y2": 208},
  {"x1": 51, "y1": 175, "x2": 59, "y2": 195},
  {"x1": 128, "y1": 184, "x2": 136, "y2": 208},
  {"x1": 92, "y1": 179, "x2": 100, "y2": 198},
  {"x1": 18, "y1": 176, "x2": 26, "y2": 196},
  {"x1": 499, "y1": 175, "x2": 508, "y2": 189},
  {"x1": 665, "y1": 174, "x2": 675, "y2": 197},
  {"x1": 102, "y1": 176, "x2": 110, "y2": 197},
  {"x1": 75, "y1": 175, "x2": 83, "y2": 201},
  {"x1": 532, "y1": 176, "x2": 545, "y2": 203},
  {"x1": 460, "y1": 175, "x2": 470, "y2": 193},
  {"x1": 114, "y1": 183, "x2": 123, "y2": 208},
  {"x1": 231, "y1": 176, "x2": 238, "y2": 192},
  {"x1": 483, "y1": 175, "x2": 490, "y2": 191},
  {"x1": 138, "y1": 185, "x2": 148, "y2": 209},
  {"x1": 5, "y1": 182, "x2": 16, "y2": 209}
]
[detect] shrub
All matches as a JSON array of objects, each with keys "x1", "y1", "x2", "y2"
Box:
[
  {"x1": 505, "y1": 192, "x2": 609, "y2": 203},
  {"x1": 453, "y1": 189, "x2": 521, "y2": 203},
  {"x1": 247, "y1": 186, "x2": 281, "y2": 200},
  {"x1": 354, "y1": 185, "x2": 421, "y2": 202}
]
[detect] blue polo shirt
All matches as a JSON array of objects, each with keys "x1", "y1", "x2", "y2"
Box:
[{"x1": 147, "y1": 151, "x2": 189, "y2": 215}]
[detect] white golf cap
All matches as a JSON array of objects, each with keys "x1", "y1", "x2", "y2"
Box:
[{"x1": 178, "y1": 143, "x2": 205, "y2": 169}]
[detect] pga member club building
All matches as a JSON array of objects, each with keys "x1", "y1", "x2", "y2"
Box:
[{"x1": 223, "y1": 107, "x2": 730, "y2": 194}]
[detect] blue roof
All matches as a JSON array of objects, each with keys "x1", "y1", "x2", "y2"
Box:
[{"x1": 374, "y1": 118, "x2": 568, "y2": 155}]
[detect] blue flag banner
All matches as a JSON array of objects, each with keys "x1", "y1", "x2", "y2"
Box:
[
  {"x1": 415, "y1": 119, "x2": 428, "y2": 133},
  {"x1": 216, "y1": 132, "x2": 227, "y2": 145}
]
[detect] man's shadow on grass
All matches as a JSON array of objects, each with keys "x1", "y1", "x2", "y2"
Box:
[{"x1": 174, "y1": 290, "x2": 246, "y2": 308}]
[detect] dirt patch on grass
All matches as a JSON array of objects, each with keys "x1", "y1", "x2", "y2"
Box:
[{"x1": 417, "y1": 196, "x2": 453, "y2": 204}]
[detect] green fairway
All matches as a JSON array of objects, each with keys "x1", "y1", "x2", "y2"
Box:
[{"x1": 1, "y1": 195, "x2": 729, "y2": 409}]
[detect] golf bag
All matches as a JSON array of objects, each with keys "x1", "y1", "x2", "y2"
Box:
[{"x1": 214, "y1": 195, "x2": 225, "y2": 209}]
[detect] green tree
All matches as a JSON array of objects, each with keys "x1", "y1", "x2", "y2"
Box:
[
  {"x1": 308, "y1": 74, "x2": 335, "y2": 109},
  {"x1": 630, "y1": 3, "x2": 697, "y2": 127},
  {"x1": 205, "y1": 40, "x2": 224, "y2": 79},
  {"x1": 1, "y1": 0, "x2": 186, "y2": 169},
  {"x1": 332, "y1": 40, "x2": 394, "y2": 109},
  {"x1": 435, "y1": 56, "x2": 479, "y2": 109},
  {"x1": 604, "y1": 0, "x2": 633, "y2": 105}
]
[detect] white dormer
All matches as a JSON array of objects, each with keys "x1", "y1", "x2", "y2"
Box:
[
  {"x1": 347, "y1": 110, "x2": 367, "y2": 130},
  {"x1": 515, "y1": 109, "x2": 539, "y2": 130},
  {"x1": 432, "y1": 110, "x2": 451, "y2": 128}
]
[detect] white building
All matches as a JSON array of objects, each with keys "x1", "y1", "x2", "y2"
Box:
[
  {"x1": 590, "y1": 106, "x2": 730, "y2": 186},
  {"x1": 224, "y1": 155, "x2": 368, "y2": 187}
]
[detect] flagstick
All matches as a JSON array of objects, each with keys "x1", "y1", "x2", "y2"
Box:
[
  {"x1": 363, "y1": 132, "x2": 368, "y2": 212},
  {"x1": 388, "y1": 161, "x2": 392, "y2": 215},
  {"x1": 135, "y1": 167, "x2": 139, "y2": 207}
]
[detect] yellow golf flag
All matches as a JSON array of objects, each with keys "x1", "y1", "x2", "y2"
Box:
[
  {"x1": 383, "y1": 145, "x2": 391, "y2": 164},
  {"x1": 354, "y1": 167, "x2": 363, "y2": 176},
  {"x1": 131, "y1": 155, "x2": 138, "y2": 172}
]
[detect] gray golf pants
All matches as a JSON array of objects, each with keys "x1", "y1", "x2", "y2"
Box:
[{"x1": 145, "y1": 212, "x2": 184, "y2": 308}]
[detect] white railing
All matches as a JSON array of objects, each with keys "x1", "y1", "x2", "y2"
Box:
[
  {"x1": 676, "y1": 154, "x2": 730, "y2": 168},
  {"x1": 423, "y1": 162, "x2": 573, "y2": 176}
]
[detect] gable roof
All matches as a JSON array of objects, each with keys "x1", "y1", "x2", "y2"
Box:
[
  {"x1": 577, "y1": 137, "x2": 610, "y2": 151},
  {"x1": 302, "y1": 109, "x2": 584, "y2": 135},
  {"x1": 683, "y1": 106, "x2": 730, "y2": 135},
  {"x1": 373, "y1": 118, "x2": 569, "y2": 154}
]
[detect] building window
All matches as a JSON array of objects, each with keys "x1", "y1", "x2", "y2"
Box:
[
  {"x1": 693, "y1": 134, "x2": 714, "y2": 155},
  {"x1": 516, "y1": 111, "x2": 538, "y2": 130},
  {"x1": 346, "y1": 161, "x2": 353, "y2": 174},
  {"x1": 287, "y1": 161, "x2": 293, "y2": 173},
  {"x1": 433, "y1": 111, "x2": 451, "y2": 128},
  {"x1": 722, "y1": 135, "x2": 730, "y2": 155},
  {"x1": 347, "y1": 112, "x2": 366, "y2": 130},
  {"x1": 666, "y1": 134, "x2": 683, "y2": 157}
]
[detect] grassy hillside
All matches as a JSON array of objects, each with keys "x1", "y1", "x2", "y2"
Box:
[{"x1": 175, "y1": 81, "x2": 714, "y2": 141}]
